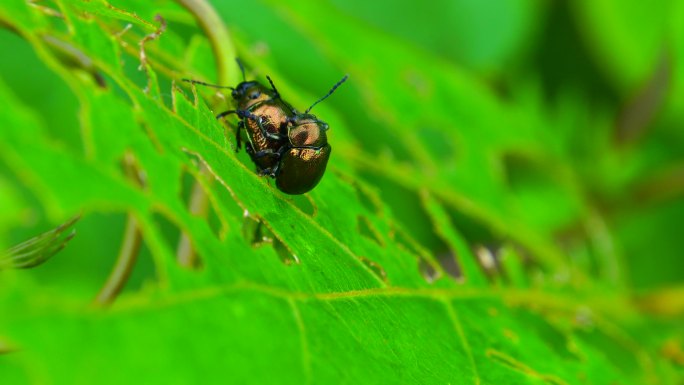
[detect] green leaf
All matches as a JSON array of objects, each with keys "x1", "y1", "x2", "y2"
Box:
[{"x1": 0, "y1": 0, "x2": 682, "y2": 384}]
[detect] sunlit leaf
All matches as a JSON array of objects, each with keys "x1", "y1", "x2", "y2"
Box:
[{"x1": 0, "y1": 0, "x2": 682, "y2": 384}]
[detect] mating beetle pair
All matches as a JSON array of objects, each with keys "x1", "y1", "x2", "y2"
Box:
[{"x1": 184, "y1": 60, "x2": 347, "y2": 195}]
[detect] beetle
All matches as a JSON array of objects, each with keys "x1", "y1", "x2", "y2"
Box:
[
  {"x1": 183, "y1": 60, "x2": 347, "y2": 194},
  {"x1": 270, "y1": 77, "x2": 347, "y2": 194}
]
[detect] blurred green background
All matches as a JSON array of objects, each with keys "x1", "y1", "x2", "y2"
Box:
[{"x1": 1, "y1": 0, "x2": 683, "y2": 383}]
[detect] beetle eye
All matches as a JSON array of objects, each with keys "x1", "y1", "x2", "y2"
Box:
[{"x1": 250, "y1": 92, "x2": 260, "y2": 99}]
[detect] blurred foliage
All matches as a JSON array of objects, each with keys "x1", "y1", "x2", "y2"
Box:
[
  {"x1": 0, "y1": 0, "x2": 683, "y2": 383},
  {"x1": 0, "y1": 216, "x2": 78, "y2": 270}
]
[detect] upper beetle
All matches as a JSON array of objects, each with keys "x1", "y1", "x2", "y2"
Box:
[
  {"x1": 186, "y1": 61, "x2": 295, "y2": 172},
  {"x1": 228, "y1": 78, "x2": 294, "y2": 173}
]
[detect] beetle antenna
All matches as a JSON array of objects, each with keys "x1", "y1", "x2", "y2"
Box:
[
  {"x1": 305, "y1": 74, "x2": 348, "y2": 114},
  {"x1": 235, "y1": 58, "x2": 247, "y2": 82},
  {"x1": 266, "y1": 76, "x2": 281, "y2": 99},
  {"x1": 182, "y1": 78, "x2": 234, "y2": 90}
]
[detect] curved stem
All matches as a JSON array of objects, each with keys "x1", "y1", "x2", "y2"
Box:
[
  {"x1": 174, "y1": 0, "x2": 237, "y2": 267},
  {"x1": 94, "y1": 215, "x2": 142, "y2": 306},
  {"x1": 175, "y1": 0, "x2": 237, "y2": 85},
  {"x1": 176, "y1": 173, "x2": 210, "y2": 268},
  {"x1": 95, "y1": 153, "x2": 145, "y2": 306}
]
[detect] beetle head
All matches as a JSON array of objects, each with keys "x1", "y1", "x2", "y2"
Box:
[{"x1": 231, "y1": 81, "x2": 274, "y2": 109}]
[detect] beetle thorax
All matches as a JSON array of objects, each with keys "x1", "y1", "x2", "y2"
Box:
[{"x1": 289, "y1": 120, "x2": 326, "y2": 147}]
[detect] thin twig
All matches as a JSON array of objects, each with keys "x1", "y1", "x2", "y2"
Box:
[
  {"x1": 94, "y1": 153, "x2": 146, "y2": 306},
  {"x1": 175, "y1": 0, "x2": 237, "y2": 86},
  {"x1": 94, "y1": 215, "x2": 142, "y2": 306},
  {"x1": 176, "y1": 177, "x2": 210, "y2": 268}
]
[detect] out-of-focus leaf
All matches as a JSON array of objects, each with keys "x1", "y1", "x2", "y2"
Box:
[
  {"x1": 326, "y1": 0, "x2": 544, "y2": 75},
  {"x1": 0, "y1": 216, "x2": 79, "y2": 270},
  {"x1": 571, "y1": 0, "x2": 672, "y2": 94}
]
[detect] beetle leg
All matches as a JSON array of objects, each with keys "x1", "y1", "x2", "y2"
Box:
[
  {"x1": 235, "y1": 120, "x2": 244, "y2": 152},
  {"x1": 257, "y1": 167, "x2": 275, "y2": 177},
  {"x1": 251, "y1": 149, "x2": 281, "y2": 159},
  {"x1": 243, "y1": 111, "x2": 285, "y2": 141},
  {"x1": 258, "y1": 165, "x2": 277, "y2": 178},
  {"x1": 217, "y1": 110, "x2": 243, "y2": 151},
  {"x1": 252, "y1": 147, "x2": 286, "y2": 178},
  {"x1": 216, "y1": 110, "x2": 237, "y2": 120},
  {"x1": 268, "y1": 163, "x2": 280, "y2": 178},
  {"x1": 268, "y1": 146, "x2": 290, "y2": 177},
  {"x1": 182, "y1": 78, "x2": 234, "y2": 90},
  {"x1": 257, "y1": 117, "x2": 283, "y2": 141},
  {"x1": 216, "y1": 110, "x2": 243, "y2": 151}
]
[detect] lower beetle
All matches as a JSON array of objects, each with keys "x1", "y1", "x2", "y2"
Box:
[
  {"x1": 271, "y1": 77, "x2": 347, "y2": 194},
  {"x1": 183, "y1": 60, "x2": 347, "y2": 195}
]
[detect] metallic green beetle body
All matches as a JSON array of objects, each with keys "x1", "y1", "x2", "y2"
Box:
[
  {"x1": 275, "y1": 114, "x2": 332, "y2": 194},
  {"x1": 228, "y1": 80, "x2": 294, "y2": 172}
]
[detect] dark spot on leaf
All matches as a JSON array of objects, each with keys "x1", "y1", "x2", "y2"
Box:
[
  {"x1": 360, "y1": 172, "x2": 451, "y2": 259},
  {"x1": 273, "y1": 236, "x2": 300, "y2": 266},
  {"x1": 242, "y1": 211, "x2": 269, "y2": 247},
  {"x1": 357, "y1": 215, "x2": 384, "y2": 246},
  {"x1": 358, "y1": 256, "x2": 388, "y2": 283},
  {"x1": 242, "y1": 211, "x2": 299, "y2": 265},
  {"x1": 435, "y1": 251, "x2": 462, "y2": 281},
  {"x1": 179, "y1": 166, "x2": 227, "y2": 241},
  {"x1": 418, "y1": 256, "x2": 441, "y2": 284}
]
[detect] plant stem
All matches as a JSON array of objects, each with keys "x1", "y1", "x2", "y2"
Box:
[
  {"x1": 174, "y1": 0, "x2": 236, "y2": 267},
  {"x1": 94, "y1": 153, "x2": 145, "y2": 306},
  {"x1": 176, "y1": 0, "x2": 236, "y2": 85},
  {"x1": 176, "y1": 175, "x2": 210, "y2": 268},
  {"x1": 94, "y1": 215, "x2": 142, "y2": 305}
]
